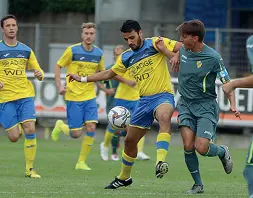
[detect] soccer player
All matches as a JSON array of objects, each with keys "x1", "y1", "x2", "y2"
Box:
[
  {"x1": 0, "y1": 14, "x2": 44, "y2": 178},
  {"x1": 51, "y1": 22, "x2": 105, "y2": 171},
  {"x1": 171, "y1": 19, "x2": 241, "y2": 194},
  {"x1": 68, "y1": 20, "x2": 182, "y2": 189},
  {"x1": 100, "y1": 45, "x2": 150, "y2": 161},
  {"x1": 101, "y1": 45, "x2": 123, "y2": 161},
  {"x1": 222, "y1": 35, "x2": 253, "y2": 198}
]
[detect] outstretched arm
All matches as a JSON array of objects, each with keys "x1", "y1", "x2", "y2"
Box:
[
  {"x1": 96, "y1": 82, "x2": 115, "y2": 95},
  {"x1": 68, "y1": 69, "x2": 117, "y2": 83},
  {"x1": 113, "y1": 75, "x2": 136, "y2": 87},
  {"x1": 222, "y1": 75, "x2": 253, "y2": 95}
]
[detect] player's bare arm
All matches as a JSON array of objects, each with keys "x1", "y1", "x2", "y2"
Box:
[
  {"x1": 34, "y1": 70, "x2": 43, "y2": 81},
  {"x1": 155, "y1": 37, "x2": 175, "y2": 59},
  {"x1": 68, "y1": 69, "x2": 117, "y2": 83},
  {"x1": 222, "y1": 81, "x2": 241, "y2": 119},
  {"x1": 0, "y1": 82, "x2": 4, "y2": 90},
  {"x1": 223, "y1": 75, "x2": 253, "y2": 95},
  {"x1": 96, "y1": 82, "x2": 115, "y2": 95},
  {"x1": 170, "y1": 52, "x2": 180, "y2": 72},
  {"x1": 54, "y1": 64, "x2": 66, "y2": 95},
  {"x1": 114, "y1": 75, "x2": 136, "y2": 87}
]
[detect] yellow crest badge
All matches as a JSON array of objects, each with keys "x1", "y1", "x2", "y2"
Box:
[{"x1": 197, "y1": 61, "x2": 202, "y2": 68}]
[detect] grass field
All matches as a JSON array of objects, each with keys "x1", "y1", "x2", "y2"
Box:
[{"x1": 0, "y1": 136, "x2": 248, "y2": 198}]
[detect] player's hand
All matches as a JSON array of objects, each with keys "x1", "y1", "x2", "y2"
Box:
[
  {"x1": 170, "y1": 53, "x2": 180, "y2": 72},
  {"x1": 230, "y1": 106, "x2": 241, "y2": 120},
  {"x1": 0, "y1": 82, "x2": 4, "y2": 90},
  {"x1": 57, "y1": 85, "x2": 66, "y2": 95},
  {"x1": 67, "y1": 74, "x2": 81, "y2": 82},
  {"x1": 155, "y1": 36, "x2": 166, "y2": 54},
  {"x1": 222, "y1": 81, "x2": 235, "y2": 95},
  {"x1": 34, "y1": 70, "x2": 43, "y2": 80},
  {"x1": 126, "y1": 80, "x2": 136, "y2": 87},
  {"x1": 105, "y1": 88, "x2": 115, "y2": 96}
]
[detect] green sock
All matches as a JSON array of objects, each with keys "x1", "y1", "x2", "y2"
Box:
[
  {"x1": 184, "y1": 150, "x2": 202, "y2": 185},
  {"x1": 205, "y1": 144, "x2": 225, "y2": 158}
]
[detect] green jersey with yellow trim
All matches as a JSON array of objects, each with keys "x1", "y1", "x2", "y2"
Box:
[{"x1": 178, "y1": 44, "x2": 230, "y2": 100}]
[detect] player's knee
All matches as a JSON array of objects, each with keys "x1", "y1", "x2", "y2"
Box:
[
  {"x1": 195, "y1": 143, "x2": 209, "y2": 155},
  {"x1": 195, "y1": 138, "x2": 209, "y2": 155},
  {"x1": 183, "y1": 142, "x2": 195, "y2": 151},
  {"x1": 157, "y1": 113, "x2": 171, "y2": 124},
  {"x1": 70, "y1": 130, "x2": 82, "y2": 138},
  {"x1": 23, "y1": 125, "x2": 35, "y2": 134},
  {"x1": 86, "y1": 123, "x2": 96, "y2": 132},
  {"x1": 8, "y1": 134, "x2": 20, "y2": 142}
]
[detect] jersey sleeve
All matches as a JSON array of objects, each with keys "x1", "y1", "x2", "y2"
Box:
[
  {"x1": 57, "y1": 47, "x2": 72, "y2": 67},
  {"x1": 111, "y1": 55, "x2": 127, "y2": 76},
  {"x1": 152, "y1": 37, "x2": 177, "y2": 52},
  {"x1": 213, "y1": 55, "x2": 230, "y2": 84},
  {"x1": 246, "y1": 36, "x2": 253, "y2": 72},
  {"x1": 27, "y1": 50, "x2": 44, "y2": 79},
  {"x1": 98, "y1": 55, "x2": 105, "y2": 71}
]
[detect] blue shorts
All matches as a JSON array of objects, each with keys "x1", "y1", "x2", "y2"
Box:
[
  {"x1": 114, "y1": 98, "x2": 138, "y2": 114},
  {"x1": 130, "y1": 92, "x2": 175, "y2": 129},
  {"x1": 0, "y1": 97, "x2": 36, "y2": 130},
  {"x1": 66, "y1": 98, "x2": 98, "y2": 130}
]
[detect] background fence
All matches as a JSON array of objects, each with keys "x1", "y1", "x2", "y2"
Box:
[{"x1": 17, "y1": 23, "x2": 253, "y2": 78}]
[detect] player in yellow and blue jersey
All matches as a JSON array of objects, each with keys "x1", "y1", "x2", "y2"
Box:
[
  {"x1": 51, "y1": 22, "x2": 105, "y2": 171},
  {"x1": 68, "y1": 20, "x2": 182, "y2": 189},
  {"x1": 0, "y1": 15, "x2": 44, "y2": 178},
  {"x1": 222, "y1": 35, "x2": 253, "y2": 198},
  {"x1": 170, "y1": 20, "x2": 241, "y2": 194}
]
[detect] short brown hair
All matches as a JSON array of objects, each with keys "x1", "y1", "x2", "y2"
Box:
[
  {"x1": 177, "y1": 19, "x2": 206, "y2": 42},
  {"x1": 1, "y1": 14, "x2": 17, "y2": 28},
  {"x1": 81, "y1": 22, "x2": 96, "y2": 29}
]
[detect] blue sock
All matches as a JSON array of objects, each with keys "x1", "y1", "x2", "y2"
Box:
[
  {"x1": 205, "y1": 144, "x2": 225, "y2": 158},
  {"x1": 244, "y1": 165, "x2": 253, "y2": 197},
  {"x1": 184, "y1": 150, "x2": 202, "y2": 185}
]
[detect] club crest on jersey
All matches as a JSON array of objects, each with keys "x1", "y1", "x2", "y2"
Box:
[{"x1": 196, "y1": 61, "x2": 202, "y2": 68}]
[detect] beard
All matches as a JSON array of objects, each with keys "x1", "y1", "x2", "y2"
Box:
[{"x1": 129, "y1": 35, "x2": 142, "y2": 51}]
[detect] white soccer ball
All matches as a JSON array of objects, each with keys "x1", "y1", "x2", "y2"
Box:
[{"x1": 108, "y1": 106, "x2": 131, "y2": 130}]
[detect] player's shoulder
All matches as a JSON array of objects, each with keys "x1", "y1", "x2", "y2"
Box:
[
  {"x1": 247, "y1": 35, "x2": 253, "y2": 45},
  {"x1": 204, "y1": 44, "x2": 222, "y2": 60},
  {"x1": 15, "y1": 41, "x2": 32, "y2": 52},
  {"x1": 68, "y1": 43, "x2": 82, "y2": 50},
  {"x1": 92, "y1": 45, "x2": 103, "y2": 56},
  {"x1": 121, "y1": 48, "x2": 133, "y2": 61}
]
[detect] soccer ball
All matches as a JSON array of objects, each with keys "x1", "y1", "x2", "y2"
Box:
[{"x1": 108, "y1": 106, "x2": 131, "y2": 130}]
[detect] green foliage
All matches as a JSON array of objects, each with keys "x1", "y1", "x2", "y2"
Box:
[{"x1": 9, "y1": 0, "x2": 95, "y2": 16}]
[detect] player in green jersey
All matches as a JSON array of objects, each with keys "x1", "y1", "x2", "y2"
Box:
[{"x1": 170, "y1": 20, "x2": 241, "y2": 194}]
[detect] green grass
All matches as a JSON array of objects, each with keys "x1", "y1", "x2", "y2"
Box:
[{"x1": 0, "y1": 137, "x2": 248, "y2": 198}]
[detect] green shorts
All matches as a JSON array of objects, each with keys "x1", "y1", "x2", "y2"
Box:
[{"x1": 177, "y1": 97, "x2": 219, "y2": 140}]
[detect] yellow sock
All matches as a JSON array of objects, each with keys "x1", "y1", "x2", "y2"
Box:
[
  {"x1": 24, "y1": 134, "x2": 37, "y2": 171},
  {"x1": 59, "y1": 122, "x2": 70, "y2": 136},
  {"x1": 104, "y1": 125, "x2": 115, "y2": 147},
  {"x1": 118, "y1": 150, "x2": 136, "y2": 180},
  {"x1": 77, "y1": 132, "x2": 95, "y2": 163},
  {"x1": 156, "y1": 132, "x2": 171, "y2": 165},
  {"x1": 138, "y1": 136, "x2": 145, "y2": 153}
]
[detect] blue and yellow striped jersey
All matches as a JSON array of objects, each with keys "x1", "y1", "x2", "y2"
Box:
[
  {"x1": 57, "y1": 43, "x2": 105, "y2": 101},
  {"x1": 112, "y1": 37, "x2": 176, "y2": 96},
  {"x1": 0, "y1": 40, "x2": 44, "y2": 103}
]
